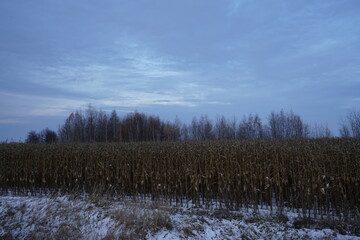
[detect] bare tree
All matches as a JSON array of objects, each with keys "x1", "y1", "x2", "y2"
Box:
[
  {"x1": 191, "y1": 117, "x2": 200, "y2": 140},
  {"x1": 215, "y1": 116, "x2": 235, "y2": 139},
  {"x1": 96, "y1": 109, "x2": 108, "y2": 142},
  {"x1": 40, "y1": 128, "x2": 58, "y2": 143},
  {"x1": 180, "y1": 123, "x2": 190, "y2": 141},
  {"x1": 311, "y1": 124, "x2": 332, "y2": 138},
  {"x1": 162, "y1": 122, "x2": 180, "y2": 141},
  {"x1": 59, "y1": 113, "x2": 75, "y2": 142},
  {"x1": 268, "y1": 110, "x2": 285, "y2": 139},
  {"x1": 339, "y1": 110, "x2": 360, "y2": 138},
  {"x1": 238, "y1": 114, "x2": 263, "y2": 139},
  {"x1": 85, "y1": 104, "x2": 97, "y2": 142},
  {"x1": 147, "y1": 115, "x2": 162, "y2": 141},
  {"x1": 26, "y1": 131, "x2": 40, "y2": 143},
  {"x1": 58, "y1": 110, "x2": 85, "y2": 142},
  {"x1": 54, "y1": 105, "x2": 338, "y2": 142},
  {"x1": 339, "y1": 124, "x2": 351, "y2": 138},
  {"x1": 229, "y1": 117, "x2": 238, "y2": 139},
  {"x1": 348, "y1": 110, "x2": 360, "y2": 137},
  {"x1": 267, "y1": 110, "x2": 307, "y2": 139},
  {"x1": 107, "y1": 110, "x2": 120, "y2": 142},
  {"x1": 121, "y1": 111, "x2": 148, "y2": 142},
  {"x1": 198, "y1": 115, "x2": 214, "y2": 140},
  {"x1": 173, "y1": 116, "x2": 182, "y2": 141}
]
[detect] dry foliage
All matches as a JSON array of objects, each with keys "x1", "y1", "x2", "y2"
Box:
[{"x1": 1, "y1": 138, "x2": 359, "y2": 220}]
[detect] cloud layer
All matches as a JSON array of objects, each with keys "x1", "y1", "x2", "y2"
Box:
[{"x1": 0, "y1": 0, "x2": 359, "y2": 140}]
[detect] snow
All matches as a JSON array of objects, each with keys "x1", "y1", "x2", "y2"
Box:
[{"x1": 0, "y1": 195, "x2": 359, "y2": 240}]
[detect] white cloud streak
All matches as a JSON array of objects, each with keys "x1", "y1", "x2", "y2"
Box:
[
  {"x1": 26, "y1": 42, "x2": 227, "y2": 109},
  {"x1": 0, "y1": 118, "x2": 27, "y2": 124},
  {"x1": 0, "y1": 91, "x2": 87, "y2": 118}
]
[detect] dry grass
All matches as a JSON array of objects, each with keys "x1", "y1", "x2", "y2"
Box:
[
  {"x1": 1, "y1": 138, "x2": 359, "y2": 220},
  {"x1": 293, "y1": 217, "x2": 360, "y2": 236},
  {"x1": 0, "y1": 196, "x2": 174, "y2": 240},
  {"x1": 107, "y1": 204, "x2": 173, "y2": 239},
  {"x1": 1, "y1": 194, "x2": 359, "y2": 239}
]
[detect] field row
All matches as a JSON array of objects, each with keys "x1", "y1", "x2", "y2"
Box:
[{"x1": 1, "y1": 139, "x2": 359, "y2": 219}]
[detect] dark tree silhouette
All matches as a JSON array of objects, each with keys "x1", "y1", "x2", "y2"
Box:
[
  {"x1": 26, "y1": 131, "x2": 40, "y2": 143},
  {"x1": 40, "y1": 128, "x2": 58, "y2": 143},
  {"x1": 267, "y1": 110, "x2": 309, "y2": 139},
  {"x1": 215, "y1": 116, "x2": 234, "y2": 139},
  {"x1": 311, "y1": 124, "x2": 332, "y2": 138},
  {"x1": 107, "y1": 110, "x2": 120, "y2": 142},
  {"x1": 53, "y1": 105, "x2": 358, "y2": 143},
  {"x1": 238, "y1": 114, "x2": 263, "y2": 139},
  {"x1": 340, "y1": 110, "x2": 360, "y2": 138}
]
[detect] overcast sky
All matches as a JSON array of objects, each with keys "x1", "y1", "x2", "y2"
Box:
[{"x1": 1, "y1": 0, "x2": 359, "y2": 141}]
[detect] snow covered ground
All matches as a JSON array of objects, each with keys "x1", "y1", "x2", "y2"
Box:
[{"x1": 0, "y1": 195, "x2": 359, "y2": 239}]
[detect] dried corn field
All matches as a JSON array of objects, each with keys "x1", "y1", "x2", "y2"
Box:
[{"x1": 1, "y1": 139, "x2": 359, "y2": 220}]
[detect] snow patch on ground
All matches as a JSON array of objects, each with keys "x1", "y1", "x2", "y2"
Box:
[{"x1": 0, "y1": 195, "x2": 359, "y2": 240}]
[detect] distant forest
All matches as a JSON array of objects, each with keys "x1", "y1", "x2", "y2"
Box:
[{"x1": 25, "y1": 105, "x2": 360, "y2": 143}]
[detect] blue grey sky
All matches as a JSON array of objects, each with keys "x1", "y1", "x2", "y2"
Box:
[{"x1": 1, "y1": 0, "x2": 359, "y2": 141}]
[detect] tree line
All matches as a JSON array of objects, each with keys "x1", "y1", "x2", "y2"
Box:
[{"x1": 26, "y1": 105, "x2": 360, "y2": 143}]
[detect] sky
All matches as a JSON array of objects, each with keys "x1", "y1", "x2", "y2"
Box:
[{"x1": 1, "y1": 0, "x2": 359, "y2": 141}]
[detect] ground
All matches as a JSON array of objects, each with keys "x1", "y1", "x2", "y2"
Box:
[{"x1": 0, "y1": 195, "x2": 359, "y2": 240}]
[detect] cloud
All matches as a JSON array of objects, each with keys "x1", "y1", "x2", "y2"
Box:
[
  {"x1": 0, "y1": 118, "x2": 27, "y2": 124},
  {"x1": 98, "y1": 90, "x2": 198, "y2": 108},
  {"x1": 0, "y1": 91, "x2": 87, "y2": 118},
  {"x1": 29, "y1": 63, "x2": 221, "y2": 108},
  {"x1": 23, "y1": 39, "x2": 229, "y2": 109},
  {"x1": 124, "y1": 52, "x2": 185, "y2": 78},
  {"x1": 96, "y1": 81, "x2": 228, "y2": 108},
  {"x1": 31, "y1": 44, "x2": 185, "y2": 91},
  {"x1": 1, "y1": 62, "x2": 226, "y2": 120}
]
